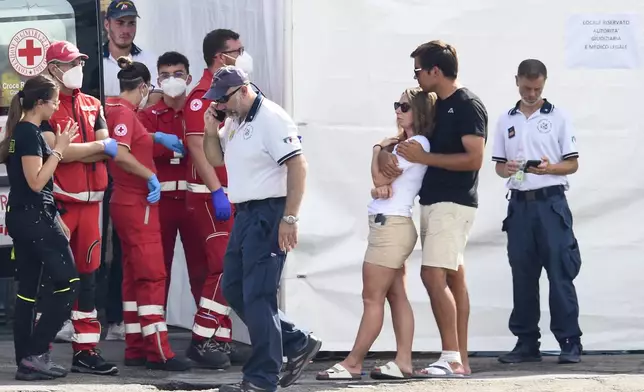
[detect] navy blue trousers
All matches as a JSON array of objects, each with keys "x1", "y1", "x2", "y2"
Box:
[
  {"x1": 502, "y1": 190, "x2": 582, "y2": 344},
  {"x1": 221, "y1": 197, "x2": 307, "y2": 391}
]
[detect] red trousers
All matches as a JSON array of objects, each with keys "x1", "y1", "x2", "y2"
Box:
[
  {"x1": 159, "y1": 197, "x2": 206, "y2": 306},
  {"x1": 111, "y1": 202, "x2": 175, "y2": 362},
  {"x1": 58, "y1": 202, "x2": 102, "y2": 352},
  {"x1": 186, "y1": 194, "x2": 233, "y2": 342}
]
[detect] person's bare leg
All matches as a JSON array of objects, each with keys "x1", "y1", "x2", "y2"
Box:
[
  {"x1": 340, "y1": 262, "x2": 397, "y2": 374},
  {"x1": 386, "y1": 266, "x2": 414, "y2": 374},
  {"x1": 447, "y1": 265, "x2": 471, "y2": 375},
  {"x1": 421, "y1": 265, "x2": 464, "y2": 374}
]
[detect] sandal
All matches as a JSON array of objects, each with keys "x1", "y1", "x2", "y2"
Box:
[
  {"x1": 413, "y1": 358, "x2": 468, "y2": 379},
  {"x1": 370, "y1": 361, "x2": 412, "y2": 380},
  {"x1": 316, "y1": 363, "x2": 362, "y2": 381}
]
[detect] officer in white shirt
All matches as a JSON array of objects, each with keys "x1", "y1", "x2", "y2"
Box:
[
  {"x1": 201, "y1": 66, "x2": 322, "y2": 392},
  {"x1": 492, "y1": 59, "x2": 582, "y2": 365}
]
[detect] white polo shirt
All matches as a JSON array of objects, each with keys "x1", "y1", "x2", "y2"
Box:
[
  {"x1": 102, "y1": 42, "x2": 158, "y2": 97},
  {"x1": 368, "y1": 135, "x2": 430, "y2": 217},
  {"x1": 219, "y1": 94, "x2": 302, "y2": 204},
  {"x1": 491, "y1": 99, "x2": 578, "y2": 191}
]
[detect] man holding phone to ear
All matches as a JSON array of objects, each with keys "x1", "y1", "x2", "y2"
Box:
[{"x1": 491, "y1": 59, "x2": 583, "y2": 365}]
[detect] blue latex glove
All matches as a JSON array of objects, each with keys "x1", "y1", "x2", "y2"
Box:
[
  {"x1": 211, "y1": 188, "x2": 231, "y2": 221},
  {"x1": 147, "y1": 174, "x2": 161, "y2": 204},
  {"x1": 100, "y1": 138, "x2": 118, "y2": 158},
  {"x1": 153, "y1": 132, "x2": 185, "y2": 155}
]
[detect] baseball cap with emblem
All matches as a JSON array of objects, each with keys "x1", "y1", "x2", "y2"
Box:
[
  {"x1": 46, "y1": 41, "x2": 88, "y2": 63},
  {"x1": 203, "y1": 66, "x2": 250, "y2": 101},
  {"x1": 106, "y1": 0, "x2": 140, "y2": 19}
]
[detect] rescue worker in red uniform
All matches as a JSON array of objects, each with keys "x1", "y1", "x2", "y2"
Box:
[
  {"x1": 105, "y1": 56, "x2": 190, "y2": 371},
  {"x1": 42, "y1": 41, "x2": 119, "y2": 375},
  {"x1": 138, "y1": 52, "x2": 206, "y2": 305},
  {"x1": 182, "y1": 29, "x2": 253, "y2": 369}
]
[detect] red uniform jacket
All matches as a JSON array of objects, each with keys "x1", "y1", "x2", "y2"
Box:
[
  {"x1": 43, "y1": 90, "x2": 108, "y2": 204},
  {"x1": 183, "y1": 68, "x2": 228, "y2": 198},
  {"x1": 105, "y1": 97, "x2": 156, "y2": 206},
  {"x1": 138, "y1": 100, "x2": 187, "y2": 199}
]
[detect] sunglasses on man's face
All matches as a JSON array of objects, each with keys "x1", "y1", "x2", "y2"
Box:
[
  {"x1": 215, "y1": 85, "x2": 244, "y2": 104},
  {"x1": 394, "y1": 102, "x2": 411, "y2": 113}
]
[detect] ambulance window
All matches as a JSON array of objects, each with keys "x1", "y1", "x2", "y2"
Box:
[{"x1": 0, "y1": 0, "x2": 102, "y2": 185}]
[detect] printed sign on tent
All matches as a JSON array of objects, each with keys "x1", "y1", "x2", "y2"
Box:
[{"x1": 565, "y1": 14, "x2": 641, "y2": 69}]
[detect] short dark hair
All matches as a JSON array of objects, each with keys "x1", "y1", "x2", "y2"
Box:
[
  {"x1": 203, "y1": 29, "x2": 240, "y2": 67},
  {"x1": 410, "y1": 40, "x2": 458, "y2": 79},
  {"x1": 517, "y1": 59, "x2": 547, "y2": 79},
  {"x1": 157, "y1": 51, "x2": 190, "y2": 74},
  {"x1": 116, "y1": 57, "x2": 151, "y2": 92}
]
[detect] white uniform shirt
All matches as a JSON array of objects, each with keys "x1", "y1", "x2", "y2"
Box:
[
  {"x1": 102, "y1": 43, "x2": 158, "y2": 97},
  {"x1": 368, "y1": 135, "x2": 430, "y2": 217},
  {"x1": 219, "y1": 94, "x2": 302, "y2": 204},
  {"x1": 492, "y1": 100, "x2": 578, "y2": 191}
]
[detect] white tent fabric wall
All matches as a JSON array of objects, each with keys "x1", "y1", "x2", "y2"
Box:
[
  {"x1": 130, "y1": 0, "x2": 285, "y2": 344},
  {"x1": 131, "y1": 0, "x2": 286, "y2": 104},
  {"x1": 287, "y1": 0, "x2": 644, "y2": 352}
]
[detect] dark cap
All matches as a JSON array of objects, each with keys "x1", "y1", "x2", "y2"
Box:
[
  {"x1": 203, "y1": 66, "x2": 250, "y2": 101},
  {"x1": 106, "y1": 0, "x2": 140, "y2": 19}
]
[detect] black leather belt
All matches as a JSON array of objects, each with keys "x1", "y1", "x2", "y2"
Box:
[{"x1": 510, "y1": 185, "x2": 565, "y2": 201}]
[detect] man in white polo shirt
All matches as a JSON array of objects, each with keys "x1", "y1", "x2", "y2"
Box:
[
  {"x1": 492, "y1": 59, "x2": 583, "y2": 365},
  {"x1": 102, "y1": 0, "x2": 158, "y2": 99},
  {"x1": 201, "y1": 66, "x2": 322, "y2": 392}
]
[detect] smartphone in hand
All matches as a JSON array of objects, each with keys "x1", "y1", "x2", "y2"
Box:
[{"x1": 525, "y1": 159, "x2": 542, "y2": 168}]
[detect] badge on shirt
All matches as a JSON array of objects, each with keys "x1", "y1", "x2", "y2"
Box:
[
  {"x1": 190, "y1": 99, "x2": 203, "y2": 112},
  {"x1": 8, "y1": 139, "x2": 14, "y2": 154},
  {"x1": 507, "y1": 126, "x2": 515, "y2": 139},
  {"x1": 537, "y1": 119, "x2": 552, "y2": 133},
  {"x1": 114, "y1": 124, "x2": 128, "y2": 137},
  {"x1": 283, "y1": 136, "x2": 302, "y2": 146}
]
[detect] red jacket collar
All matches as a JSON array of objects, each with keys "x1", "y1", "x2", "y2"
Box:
[
  {"x1": 58, "y1": 89, "x2": 81, "y2": 102},
  {"x1": 106, "y1": 96, "x2": 136, "y2": 112}
]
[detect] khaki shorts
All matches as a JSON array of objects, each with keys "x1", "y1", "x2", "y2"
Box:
[
  {"x1": 364, "y1": 215, "x2": 418, "y2": 269},
  {"x1": 420, "y1": 202, "x2": 476, "y2": 271}
]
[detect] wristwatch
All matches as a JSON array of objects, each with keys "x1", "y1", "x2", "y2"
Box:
[{"x1": 282, "y1": 215, "x2": 299, "y2": 225}]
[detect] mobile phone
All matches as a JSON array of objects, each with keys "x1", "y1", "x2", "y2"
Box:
[{"x1": 525, "y1": 160, "x2": 542, "y2": 168}]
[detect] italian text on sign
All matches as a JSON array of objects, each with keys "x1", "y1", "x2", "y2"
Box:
[
  {"x1": 565, "y1": 14, "x2": 640, "y2": 69},
  {"x1": 8, "y1": 28, "x2": 52, "y2": 77}
]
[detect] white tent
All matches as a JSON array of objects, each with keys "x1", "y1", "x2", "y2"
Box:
[{"x1": 134, "y1": 0, "x2": 644, "y2": 352}]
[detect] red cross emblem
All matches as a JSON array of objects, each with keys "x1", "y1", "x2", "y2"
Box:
[
  {"x1": 114, "y1": 124, "x2": 128, "y2": 137},
  {"x1": 8, "y1": 28, "x2": 51, "y2": 77}
]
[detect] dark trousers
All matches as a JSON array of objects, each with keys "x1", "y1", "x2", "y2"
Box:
[
  {"x1": 101, "y1": 181, "x2": 123, "y2": 325},
  {"x1": 502, "y1": 188, "x2": 583, "y2": 344},
  {"x1": 105, "y1": 224, "x2": 123, "y2": 325},
  {"x1": 221, "y1": 197, "x2": 307, "y2": 391},
  {"x1": 7, "y1": 205, "x2": 79, "y2": 364}
]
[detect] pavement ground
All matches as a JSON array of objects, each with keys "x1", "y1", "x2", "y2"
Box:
[{"x1": 0, "y1": 330, "x2": 642, "y2": 391}]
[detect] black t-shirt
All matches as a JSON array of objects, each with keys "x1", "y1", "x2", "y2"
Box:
[
  {"x1": 419, "y1": 88, "x2": 488, "y2": 208},
  {"x1": 6, "y1": 122, "x2": 55, "y2": 207}
]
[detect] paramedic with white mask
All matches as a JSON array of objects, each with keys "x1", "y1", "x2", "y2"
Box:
[
  {"x1": 202, "y1": 66, "x2": 321, "y2": 392},
  {"x1": 316, "y1": 87, "x2": 434, "y2": 381},
  {"x1": 491, "y1": 59, "x2": 582, "y2": 365}
]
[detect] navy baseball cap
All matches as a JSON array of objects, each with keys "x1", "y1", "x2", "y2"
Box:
[
  {"x1": 203, "y1": 66, "x2": 250, "y2": 101},
  {"x1": 106, "y1": 0, "x2": 140, "y2": 19}
]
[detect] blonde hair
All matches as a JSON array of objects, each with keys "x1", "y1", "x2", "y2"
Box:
[{"x1": 396, "y1": 87, "x2": 437, "y2": 141}]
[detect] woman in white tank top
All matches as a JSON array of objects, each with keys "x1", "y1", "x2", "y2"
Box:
[{"x1": 317, "y1": 87, "x2": 436, "y2": 381}]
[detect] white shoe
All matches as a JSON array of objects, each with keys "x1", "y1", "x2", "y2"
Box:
[
  {"x1": 55, "y1": 319, "x2": 74, "y2": 343},
  {"x1": 105, "y1": 322, "x2": 125, "y2": 341}
]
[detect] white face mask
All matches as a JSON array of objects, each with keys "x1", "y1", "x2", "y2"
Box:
[
  {"x1": 160, "y1": 77, "x2": 187, "y2": 98},
  {"x1": 61, "y1": 65, "x2": 83, "y2": 89},
  {"x1": 138, "y1": 86, "x2": 149, "y2": 109},
  {"x1": 235, "y1": 52, "x2": 254, "y2": 75}
]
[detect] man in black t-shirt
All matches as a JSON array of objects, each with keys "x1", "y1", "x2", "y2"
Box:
[{"x1": 379, "y1": 40, "x2": 487, "y2": 378}]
